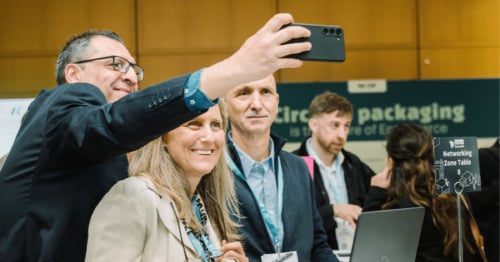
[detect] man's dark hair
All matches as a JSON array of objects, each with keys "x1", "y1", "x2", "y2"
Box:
[
  {"x1": 308, "y1": 91, "x2": 353, "y2": 118},
  {"x1": 55, "y1": 30, "x2": 123, "y2": 85}
]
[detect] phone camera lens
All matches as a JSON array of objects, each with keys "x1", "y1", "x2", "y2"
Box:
[
  {"x1": 329, "y1": 28, "x2": 336, "y2": 35},
  {"x1": 322, "y1": 28, "x2": 329, "y2": 35},
  {"x1": 336, "y1": 28, "x2": 343, "y2": 36}
]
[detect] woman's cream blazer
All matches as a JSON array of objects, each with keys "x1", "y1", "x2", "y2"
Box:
[{"x1": 85, "y1": 176, "x2": 221, "y2": 262}]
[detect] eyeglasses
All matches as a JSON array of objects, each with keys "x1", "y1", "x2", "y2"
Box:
[{"x1": 74, "y1": 55, "x2": 144, "y2": 82}]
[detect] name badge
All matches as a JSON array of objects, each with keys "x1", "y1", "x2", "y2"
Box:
[
  {"x1": 335, "y1": 217, "x2": 355, "y2": 251},
  {"x1": 261, "y1": 251, "x2": 298, "y2": 262}
]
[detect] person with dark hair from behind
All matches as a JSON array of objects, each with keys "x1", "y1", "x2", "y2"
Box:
[
  {"x1": 292, "y1": 91, "x2": 374, "y2": 250},
  {"x1": 364, "y1": 124, "x2": 484, "y2": 262},
  {"x1": 0, "y1": 13, "x2": 312, "y2": 262},
  {"x1": 86, "y1": 104, "x2": 248, "y2": 262},
  {"x1": 467, "y1": 138, "x2": 499, "y2": 262},
  {"x1": 223, "y1": 75, "x2": 339, "y2": 261}
]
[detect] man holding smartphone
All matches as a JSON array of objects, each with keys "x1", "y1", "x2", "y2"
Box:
[{"x1": 0, "y1": 13, "x2": 312, "y2": 262}]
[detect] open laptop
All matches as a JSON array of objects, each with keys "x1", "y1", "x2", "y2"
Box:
[{"x1": 336, "y1": 206, "x2": 425, "y2": 262}]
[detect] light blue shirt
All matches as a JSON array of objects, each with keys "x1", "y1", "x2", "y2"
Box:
[
  {"x1": 227, "y1": 132, "x2": 284, "y2": 248},
  {"x1": 306, "y1": 138, "x2": 348, "y2": 204},
  {"x1": 184, "y1": 69, "x2": 218, "y2": 112}
]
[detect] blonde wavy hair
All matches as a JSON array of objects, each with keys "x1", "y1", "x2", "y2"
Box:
[{"x1": 128, "y1": 103, "x2": 241, "y2": 241}]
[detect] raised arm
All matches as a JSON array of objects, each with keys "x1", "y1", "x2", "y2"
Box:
[{"x1": 199, "y1": 13, "x2": 311, "y2": 100}]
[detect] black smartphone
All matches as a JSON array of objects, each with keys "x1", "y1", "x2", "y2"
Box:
[{"x1": 282, "y1": 23, "x2": 345, "y2": 62}]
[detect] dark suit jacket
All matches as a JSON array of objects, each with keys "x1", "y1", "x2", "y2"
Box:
[
  {"x1": 226, "y1": 134, "x2": 338, "y2": 262},
  {"x1": 292, "y1": 139, "x2": 374, "y2": 249},
  {"x1": 0, "y1": 75, "x2": 205, "y2": 262}
]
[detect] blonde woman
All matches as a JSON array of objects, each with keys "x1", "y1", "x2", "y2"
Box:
[{"x1": 86, "y1": 104, "x2": 246, "y2": 262}]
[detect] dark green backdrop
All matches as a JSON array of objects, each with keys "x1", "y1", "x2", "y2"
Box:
[{"x1": 274, "y1": 79, "x2": 500, "y2": 142}]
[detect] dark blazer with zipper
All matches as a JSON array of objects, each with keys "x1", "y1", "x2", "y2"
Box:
[{"x1": 227, "y1": 134, "x2": 339, "y2": 262}]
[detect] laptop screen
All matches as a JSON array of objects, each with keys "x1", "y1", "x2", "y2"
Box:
[{"x1": 348, "y1": 207, "x2": 425, "y2": 262}]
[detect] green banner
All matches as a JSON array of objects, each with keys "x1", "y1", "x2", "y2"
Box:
[{"x1": 274, "y1": 79, "x2": 500, "y2": 142}]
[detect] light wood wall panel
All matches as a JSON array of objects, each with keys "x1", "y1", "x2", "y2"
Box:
[
  {"x1": 281, "y1": 49, "x2": 418, "y2": 82},
  {"x1": 0, "y1": 0, "x2": 136, "y2": 97},
  {"x1": 0, "y1": 0, "x2": 137, "y2": 55},
  {"x1": 277, "y1": 0, "x2": 418, "y2": 81},
  {"x1": 0, "y1": 0, "x2": 498, "y2": 97},
  {"x1": 139, "y1": 54, "x2": 227, "y2": 87},
  {"x1": 0, "y1": 58, "x2": 56, "y2": 97},
  {"x1": 420, "y1": 47, "x2": 500, "y2": 78},
  {"x1": 418, "y1": 0, "x2": 500, "y2": 78},
  {"x1": 136, "y1": 0, "x2": 277, "y2": 86},
  {"x1": 278, "y1": 0, "x2": 417, "y2": 47}
]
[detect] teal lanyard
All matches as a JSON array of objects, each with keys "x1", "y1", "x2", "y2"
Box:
[
  {"x1": 185, "y1": 193, "x2": 222, "y2": 261},
  {"x1": 226, "y1": 153, "x2": 284, "y2": 252}
]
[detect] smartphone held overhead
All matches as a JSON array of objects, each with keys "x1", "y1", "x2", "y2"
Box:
[{"x1": 282, "y1": 23, "x2": 346, "y2": 62}]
